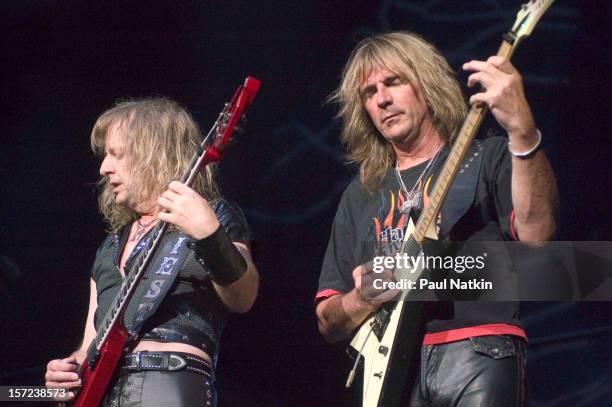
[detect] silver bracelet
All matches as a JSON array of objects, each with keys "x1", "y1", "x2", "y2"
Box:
[{"x1": 508, "y1": 129, "x2": 542, "y2": 158}]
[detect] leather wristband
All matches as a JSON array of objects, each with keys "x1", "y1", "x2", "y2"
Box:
[{"x1": 190, "y1": 226, "x2": 247, "y2": 286}]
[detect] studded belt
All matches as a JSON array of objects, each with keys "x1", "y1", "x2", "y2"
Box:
[{"x1": 121, "y1": 351, "x2": 213, "y2": 378}]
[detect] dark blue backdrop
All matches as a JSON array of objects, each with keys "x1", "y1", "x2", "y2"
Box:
[{"x1": 1, "y1": 1, "x2": 611, "y2": 406}]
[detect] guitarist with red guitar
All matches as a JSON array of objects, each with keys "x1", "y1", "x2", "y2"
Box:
[
  {"x1": 45, "y1": 94, "x2": 259, "y2": 406},
  {"x1": 316, "y1": 21, "x2": 558, "y2": 407}
]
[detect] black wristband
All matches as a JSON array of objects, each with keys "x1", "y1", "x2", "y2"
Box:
[{"x1": 190, "y1": 226, "x2": 247, "y2": 286}]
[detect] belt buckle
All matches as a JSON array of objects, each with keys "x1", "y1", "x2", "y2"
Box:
[
  {"x1": 168, "y1": 354, "x2": 187, "y2": 371},
  {"x1": 135, "y1": 351, "x2": 143, "y2": 370}
]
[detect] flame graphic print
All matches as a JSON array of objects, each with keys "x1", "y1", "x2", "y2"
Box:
[{"x1": 372, "y1": 174, "x2": 435, "y2": 252}]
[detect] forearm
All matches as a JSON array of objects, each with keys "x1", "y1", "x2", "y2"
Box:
[
  {"x1": 316, "y1": 289, "x2": 375, "y2": 343},
  {"x1": 510, "y1": 134, "x2": 559, "y2": 241},
  {"x1": 73, "y1": 278, "x2": 98, "y2": 365},
  {"x1": 213, "y1": 243, "x2": 259, "y2": 313},
  {"x1": 463, "y1": 56, "x2": 559, "y2": 241},
  {"x1": 190, "y1": 225, "x2": 259, "y2": 312}
]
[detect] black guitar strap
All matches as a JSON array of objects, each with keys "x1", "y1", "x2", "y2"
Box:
[
  {"x1": 387, "y1": 140, "x2": 484, "y2": 406},
  {"x1": 123, "y1": 230, "x2": 191, "y2": 335},
  {"x1": 438, "y1": 140, "x2": 484, "y2": 237}
]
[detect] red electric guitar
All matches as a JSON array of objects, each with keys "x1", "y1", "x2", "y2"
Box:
[{"x1": 60, "y1": 76, "x2": 260, "y2": 407}]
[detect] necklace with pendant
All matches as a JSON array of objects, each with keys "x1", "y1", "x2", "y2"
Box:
[
  {"x1": 401, "y1": 190, "x2": 422, "y2": 213},
  {"x1": 130, "y1": 217, "x2": 158, "y2": 242},
  {"x1": 396, "y1": 145, "x2": 443, "y2": 214}
]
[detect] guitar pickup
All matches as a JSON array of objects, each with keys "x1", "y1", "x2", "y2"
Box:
[{"x1": 88, "y1": 349, "x2": 100, "y2": 369}]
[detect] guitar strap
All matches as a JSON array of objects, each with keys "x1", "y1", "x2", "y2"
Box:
[
  {"x1": 438, "y1": 140, "x2": 483, "y2": 237},
  {"x1": 390, "y1": 141, "x2": 484, "y2": 405},
  {"x1": 123, "y1": 231, "x2": 191, "y2": 336}
]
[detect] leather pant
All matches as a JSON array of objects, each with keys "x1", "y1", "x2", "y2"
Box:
[
  {"x1": 410, "y1": 335, "x2": 527, "y2": 407},
  {"x1": 101, "y1": 369, "x2": 216, "y2": 407}
]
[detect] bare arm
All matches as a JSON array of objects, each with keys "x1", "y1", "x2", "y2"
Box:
[
  {"x1": 75, "y1": 279, "x2": 98, "y2": 360},
  {"x1": 45, "y1": 279, "x2": 98, "y2": 399},
  {"x1": 316, "y1": 289, "x2": 375, "y2": 343},
  {"x1": 464, "y1": 56, "x2": 558, "y2": 241},
  {"x1": 316, "y1": 263, "x2": 398, "y2": 342},
  {"x1": 211, "y1": 242, "x2": 259, "y2": 313},
  {"x1": 509, "y1": 148, "x2": 558, "y2": 241}
]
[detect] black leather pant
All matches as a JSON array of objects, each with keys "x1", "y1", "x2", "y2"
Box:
[
  {"x1": 101, "y1": 369, "x2": 216, "y2": 407},
  {"x1": 410, "y1": 335, "x2": 527, "y2": 407}
]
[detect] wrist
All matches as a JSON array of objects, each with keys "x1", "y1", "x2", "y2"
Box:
[
  {"x1": 190, "y1": 226, "x2": 247, "y2": 286},
  {"x1": 191, "y1": 218, "x2": 220, "y2": 240},
  {"x1": 508, "y1": 129, "x2": 542, "y2": 158},
  {"x1": 345, "y1": 289, "x2": 377, "y2": 314}
]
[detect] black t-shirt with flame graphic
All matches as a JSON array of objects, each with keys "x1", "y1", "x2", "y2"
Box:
[{"x1": 317, "y1": 135, "x2": 522, "y2": 334}]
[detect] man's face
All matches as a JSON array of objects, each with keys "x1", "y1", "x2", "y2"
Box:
[
  {"x1": 99, "y1": 125, "x2": 137, "y2": 209},
  {"x1": 360, "y1": 68, "x2": 429, "y2": 146}
]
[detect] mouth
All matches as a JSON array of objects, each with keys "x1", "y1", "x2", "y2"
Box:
[{"x1": 382, "y1": 113, "x2": 400, "y2": 125}]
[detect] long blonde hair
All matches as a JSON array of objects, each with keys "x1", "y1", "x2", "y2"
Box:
[
  {"x1": 329, "y1": 31, "x2": 467, "y2": 193},
  {"x1": 91, "y1": 97, "x2": 220, "y2": 232}
]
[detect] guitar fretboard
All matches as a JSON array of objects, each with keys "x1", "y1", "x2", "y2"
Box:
[{"x1": 412, "y1": 40, "x2": 517, "y2": 243}]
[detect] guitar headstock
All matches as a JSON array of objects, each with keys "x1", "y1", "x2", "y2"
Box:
[
  {"x1": 509, "y1": 0, "x2": 555, "y2": 44},
  {"x1": 203, "y1": 76, "x2": 261, "y2": 164}
]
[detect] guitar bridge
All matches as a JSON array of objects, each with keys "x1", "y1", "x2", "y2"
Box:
[{"x1": 371, "y1": 304, "x2": 392, "y2": 341}]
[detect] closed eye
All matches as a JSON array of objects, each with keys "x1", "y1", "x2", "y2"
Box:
[
  {"x1": 104, "y1": 147, "x2": 125, "y2": 160},
  {"x1": 383, "y1": 75, "x2": 402, "y2": 87},
  {"x1": 360, "y1": 85, "x2": 376, "y2": 100}
]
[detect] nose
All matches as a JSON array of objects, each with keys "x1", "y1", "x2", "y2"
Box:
[
  {"x1": 376, "y1": 84, "x2": 392, "y2": 108},
  {"x1": 99, "y1": 155, "x2": 114, "y2": 177}
]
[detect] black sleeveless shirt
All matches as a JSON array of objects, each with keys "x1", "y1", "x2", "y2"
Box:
[{"x1": 90, "y1": 200, "x2": 251, "y2": 364}]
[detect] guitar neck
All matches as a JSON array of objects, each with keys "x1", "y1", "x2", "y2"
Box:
[{"x1": 412, "y1": 37, "x2": 518, "y2": 243}]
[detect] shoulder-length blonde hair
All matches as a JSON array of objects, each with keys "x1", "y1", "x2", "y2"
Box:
[
  {"x1": 329, "y1": 31, "x2": 467, "y2": 193},
  {"x1": 91, "y1": 97, "x2": 220, "y2": 232}
]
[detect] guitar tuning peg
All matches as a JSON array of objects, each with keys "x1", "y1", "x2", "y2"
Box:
[{"x1": 234, "y1": 115, "x2": 248, "y2": 134}]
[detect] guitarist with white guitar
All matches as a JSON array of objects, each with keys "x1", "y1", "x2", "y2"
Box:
[
  {"x1": 45, "y1": 97, "x2": 259, "y2": 406},
  {"x1": 316, "y1": 29, "x2": 558, "y2": 406}
]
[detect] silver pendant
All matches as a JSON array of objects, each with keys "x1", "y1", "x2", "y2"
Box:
[{"x1": 400, "y1": 190, "x2": 422, "y2": 214}]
